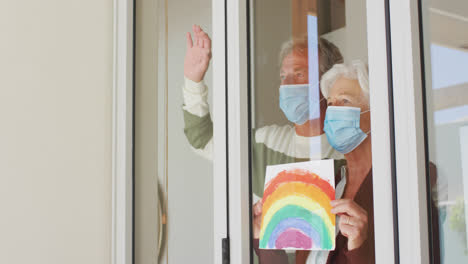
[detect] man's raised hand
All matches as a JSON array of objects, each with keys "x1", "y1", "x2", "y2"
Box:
[{"x1": 184, "y1": 25, "x2": 212, "y2": 83}]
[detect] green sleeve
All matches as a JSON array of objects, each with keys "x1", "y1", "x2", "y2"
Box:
[{"x1": 183, "y1": 109, "x2": 213, "y2": 150}]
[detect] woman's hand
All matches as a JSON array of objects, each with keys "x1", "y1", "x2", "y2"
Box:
[
  {"x1": 331, "y1": 199, "x2": 369, "y2": 250},
  {"x1": 253, "y1": 200, "x2": 263, "y2": 239},
  {"x1": 184, "y1": 25, "x2": 212, "y2": 83}
]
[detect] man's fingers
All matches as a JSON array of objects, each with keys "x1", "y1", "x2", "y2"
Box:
[
  {"x1": 203, "y1": 34, "x2": 211, "y2": 50},
  {"x1": 253, "y1": 202, "x2": 263, "y2": 215},
  {"x1": 200, "y1": 33, "x2": 205, "y2": 49},
  {"x1": 196, "y1": 29, "x2": 206, "y2": 48},
  {"x1": 195, "y1": 26, "x2": 203, "y2": 47},
  {"x1": 186, "y1": 32, "x2": 193, "y2": 48},
  {"x1": 192, "y1": 32, "x2": 199, "y2": 48},
  {"x1": 192, "y1": 25, "x2": 211, "y2": 50}
]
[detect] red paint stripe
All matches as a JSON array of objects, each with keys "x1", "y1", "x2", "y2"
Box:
[{"x1": 262, "y1": 169, "x2": 334, "y2": 202}]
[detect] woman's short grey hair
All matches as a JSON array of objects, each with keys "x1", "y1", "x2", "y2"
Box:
[
  {"x1": 279, "y1": 36, "x2": 344, "y2": 76},
  {"x1": 320, "y1": 60, "x2": 370, "y2": 102}
]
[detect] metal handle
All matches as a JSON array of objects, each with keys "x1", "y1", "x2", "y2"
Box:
[{"x1": 157, "y1": 181, "x2": 167, "y2": 263}]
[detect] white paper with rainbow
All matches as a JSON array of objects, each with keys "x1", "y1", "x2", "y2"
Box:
[{"x1": 259, "y1": 160, "x2": 336, "y2": 250}]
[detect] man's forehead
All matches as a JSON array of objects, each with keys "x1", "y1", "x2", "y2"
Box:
[
  {"x1": 281, "y1": 55, "x2": 308, "y2": 67},
  {"x1": 284, "y1": 50, "x2": 308, "y2": 60}
]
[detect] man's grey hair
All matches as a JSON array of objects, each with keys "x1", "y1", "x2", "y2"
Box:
[{"x1": 278, "y1": 36, "x2": 344, "y2": 76}]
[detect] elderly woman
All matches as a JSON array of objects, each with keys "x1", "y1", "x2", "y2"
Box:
[
  {"x1": 323, "y1": 61, "x2": 442, "y2": 263},
  {"x1": 319, "y1": 60, "x2": 374, "y2": 263}
]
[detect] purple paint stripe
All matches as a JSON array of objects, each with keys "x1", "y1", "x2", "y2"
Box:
[
  {"x1": 275, "y1": 229, "x2": 312, "y2": 249},
  {"x1": 268, "y1": 218, "x2": 320, "y2": 248}
]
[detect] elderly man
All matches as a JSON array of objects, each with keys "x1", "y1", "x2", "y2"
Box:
[{"x1": 183, "y1": 24, "x2": 343, "y2": 193}]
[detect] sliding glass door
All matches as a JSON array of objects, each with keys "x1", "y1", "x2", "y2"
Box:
[
  {"x1": 223, "y1": 0, "x2": 398, "y2": 263},
  {"x1": 390, "y1": 0, "x2": 468, "y2": 263},
  {"x1": 419, "y1": 0, "x2": 468, "y2": 263}
]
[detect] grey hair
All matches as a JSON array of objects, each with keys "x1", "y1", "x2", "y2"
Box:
[
  {"x1": 278, "y1": 36, "x2": 344, "y2": 76},
  {"x1": 320, "y1": 60, "x2": 370, "y2": 102}
]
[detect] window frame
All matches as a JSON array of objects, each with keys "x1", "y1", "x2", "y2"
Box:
[{"x1": 389, "y1": 0, "x2": 432, "y2": 262}]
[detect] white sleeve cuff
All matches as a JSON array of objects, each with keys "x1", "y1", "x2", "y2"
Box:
[
  {"x1": 184, "y1": 77, "x2": 207, "y2": 93},
  {"x1": 183, "y1": 77, "x2": 210, "y2": 117}
]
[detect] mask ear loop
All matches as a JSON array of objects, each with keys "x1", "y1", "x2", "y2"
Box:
[{"x1": 361, "y1": 109, "x2": 371, "y2": 134}]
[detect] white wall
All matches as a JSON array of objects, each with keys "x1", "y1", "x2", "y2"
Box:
[{"x1": 0, "y1": 1, "x2": 113, "y2": 264}]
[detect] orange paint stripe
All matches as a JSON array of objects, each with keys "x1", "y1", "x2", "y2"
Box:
[{"x1": 263, "y1": 169, "x2": 335, "y2": 201}]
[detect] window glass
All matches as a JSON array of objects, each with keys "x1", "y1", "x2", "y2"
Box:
[
  {"x1": 248, "y1": 1, "x2": 376, "y2": 263},
  {"x1": 140, "y1": 0, "x2": 214, "y2": 263},
  {"x1": 420, "y1": 0, "x2": 468, "y2": 263}
]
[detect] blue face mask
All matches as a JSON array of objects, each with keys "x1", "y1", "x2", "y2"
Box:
[
  {"x1": 324, "y1": 106, "x2": 370, "y2": 154},
  {"x1": 279, "y1": 84, "x2": 323, "y2": 125}
]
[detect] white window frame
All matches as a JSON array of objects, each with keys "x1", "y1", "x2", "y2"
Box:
[
  {"x1": 389, "y1": 0, "x2": 431, "y2": 263},
  {"x1": 367, "y1": 1, "x2": 398, "y2": 263},
  {"x1": 225, "y1": 0, "x2": 251, "y2": 263},
  {"x1": 112, "y1": 0, "x2": 134, "y2": 264},
  {"x1": 212, "y1": 0, "x2": 229, "y2": 263},
  {"x1": 222, "y1": 0, "x2": 399, "y2": 263}
]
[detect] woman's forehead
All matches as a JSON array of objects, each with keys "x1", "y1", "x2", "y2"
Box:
[{"x1": 329, "y1": 77, "x2": 361, "y2": 96}]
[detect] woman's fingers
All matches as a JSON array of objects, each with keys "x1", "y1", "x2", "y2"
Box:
[
  {"x1": 339, "y1": 214, "x2": 353, "y2": 226},
  {"x1": 340, "y1": 214, "x2": 366, "y2": 229},
  {"x1": 339, "y1": 214, "x2": 368, "y2": 250},
  {"x1": 339, "y1": 221, "x2": 360, "y2": 238},
  {"x1": 331, "y1": 199, "x2": 367, "y2": 218},
  {"x1": 332, "y1": 199, "x2": 369, "y2": 250}
]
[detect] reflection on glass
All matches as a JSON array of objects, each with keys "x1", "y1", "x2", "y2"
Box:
[
  {"x1": 249, "y1": 0, "x2": 375, "y2": 263},
  {"x1": 421, "y1": 0, "x2": 468, "y2": 263}
]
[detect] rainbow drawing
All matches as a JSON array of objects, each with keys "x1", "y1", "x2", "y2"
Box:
[{"x1": 259, "y1": 160, "x2": 335, "y2": 250}]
